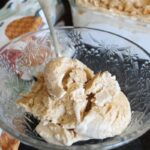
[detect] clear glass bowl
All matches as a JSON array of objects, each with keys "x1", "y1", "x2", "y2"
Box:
[{"x1": 0, "y1": 27, "x2": 150, "y2": 150}]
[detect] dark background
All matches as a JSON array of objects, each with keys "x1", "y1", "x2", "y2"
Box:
[
  {"x1": 0, "y1": 0, "x2": 7, "y2": 8},
  {"x1": 0, "y1": 0, "x2": 150, "y2": 150}
]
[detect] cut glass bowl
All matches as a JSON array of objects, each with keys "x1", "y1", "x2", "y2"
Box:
[{"x1": 0, "y1": 27, "x2": 150, "y2": 150}]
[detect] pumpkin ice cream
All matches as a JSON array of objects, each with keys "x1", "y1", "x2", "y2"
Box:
[{"x1": 17, "y1": 57, "x2": 131, "y2": 146}]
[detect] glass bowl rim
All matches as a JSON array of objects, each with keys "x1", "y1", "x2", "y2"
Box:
[
  {"x1": 1, "y1": 26, "x2": 149, "y2": 56},
  {"x1": 0, "y1": 27, "x2": 150, "y2": 150}
]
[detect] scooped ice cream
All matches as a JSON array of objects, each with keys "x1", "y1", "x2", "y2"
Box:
[
  {"x1": 17, "y1": 57, "x2": 131, "y2": 146},
  {"x1": 36, "y1": 121, "x2": 90, "y2": 146},
  {"x1": 44, "y1": 57, "x2": 94, "y2": 99},
  {"x1": 76, "y1": 91, "x2": 131, "y2": 139}
]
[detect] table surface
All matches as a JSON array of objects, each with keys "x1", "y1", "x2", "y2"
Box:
[{"x1": 0, "y1": 0, "x2": 150, "y2": 150}]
